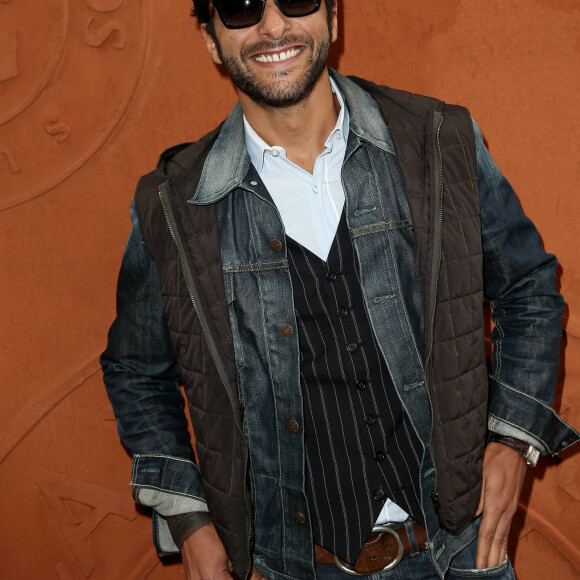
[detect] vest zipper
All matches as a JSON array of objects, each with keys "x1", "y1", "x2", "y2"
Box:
[
  {"x1": 158, "y1": 183, "x2": 253, "y2": 579},
  {"x1": 424, "y1": 112, "x2": 444, "y2": 523}
]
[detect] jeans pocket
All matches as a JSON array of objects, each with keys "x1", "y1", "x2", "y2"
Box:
[{"x1": 448, "y1": 556, "x2": 513, "y2": 578}]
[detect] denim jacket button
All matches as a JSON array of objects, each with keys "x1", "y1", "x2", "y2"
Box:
[
  {"x1": 270, "y1": 239, "x2": 283, "y2": 252},
  {"x1": 287, "y1": 419, "x2": 300, "y2": 433},
  {"x1": 280, "y1": 324, "x2": 293, "y2": 338},
  {"x1": 293, "y1": 512, "x2": 306, "y2": 525}
]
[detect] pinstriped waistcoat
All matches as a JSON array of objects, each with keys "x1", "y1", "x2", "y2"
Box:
[{"x1": 286, "y1": 215, "x2": 424, "y2": 564}]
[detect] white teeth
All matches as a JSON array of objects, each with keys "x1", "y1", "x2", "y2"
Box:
[{"x1": 255, "y1": 48, "x2": 301, "y2": 63}]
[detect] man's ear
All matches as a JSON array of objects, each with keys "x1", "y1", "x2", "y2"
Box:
[
  {"x1": 201, "y1": 23, "x2": 223, "y2": 65},
  {"x1": 329, "y1": 0, "x2": 338, "y2": 43}
]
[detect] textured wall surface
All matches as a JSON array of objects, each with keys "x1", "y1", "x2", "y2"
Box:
[{"x1": 1, "y1": 1, "x2": 578, "y2": 578}]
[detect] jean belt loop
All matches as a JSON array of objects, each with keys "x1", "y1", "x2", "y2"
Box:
[{"x1": 404, "y1": 518, "x2": 420, "y2": 555}]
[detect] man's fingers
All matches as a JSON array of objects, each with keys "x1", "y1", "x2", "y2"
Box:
[
  {"x1": 475, "y1": 512, "x2": 494, "y2": 568},
  {"x1": 477, "y1": 494, "x2": 515, "y2": 568},
  {"x1": 475, "y1": 480, "x2": 485, "y2": 517},
  {"x1": 249, "y1": 566, "x2": 266, "y2": 579},
  {"x1": 486, "y1": 512, "x2": 511, "y2": 568}
]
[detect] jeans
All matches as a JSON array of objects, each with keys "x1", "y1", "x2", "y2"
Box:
[{"x1": 316, "y1": 527, "x2": 516, "y2": 580}]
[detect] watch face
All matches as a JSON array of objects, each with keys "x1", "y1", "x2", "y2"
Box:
[{"x1": 526, "y1": 446, "x2": 541, "y2": 467}]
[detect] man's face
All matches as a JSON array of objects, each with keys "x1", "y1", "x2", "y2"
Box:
[{"x1": 202, "y1": 1, "x2": 338, "y2": 108}]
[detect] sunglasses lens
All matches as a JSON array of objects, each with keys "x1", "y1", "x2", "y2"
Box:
[
  {"x1": 217, "y1": 0, "x2": 264, "y2": 28},
  {"x1": 276, "y1": 0, "x2": 320, "y2": 17},
  {"x1": 215, "y1": 0, "x2": 321, "y2": 28}
]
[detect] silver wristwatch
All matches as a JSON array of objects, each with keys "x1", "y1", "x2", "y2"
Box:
[{"x1": 489, "y1": 434, "x2": 541, "y2": 467}]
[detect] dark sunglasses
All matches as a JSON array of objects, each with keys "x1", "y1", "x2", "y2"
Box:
[{"x1": 211, "y1": 0, "x2": 322, "y2": 29}]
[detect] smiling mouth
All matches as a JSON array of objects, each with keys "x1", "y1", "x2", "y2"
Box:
[{"x1": 253, "y1": 47, "x2": 302, "y2": 63}]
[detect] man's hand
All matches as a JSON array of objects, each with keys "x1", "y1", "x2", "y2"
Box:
[
  {"x1": 181, "y1": 523, "x2": 266, "y2": 580},
  {"x1": 475, "y1": 441, "x2": 527, "y2": 569},
  {"x1": 248, "y1": 567, "x2": 266, "y2": 580},
  {"x1": 181, "y1": 523, "x2": 234, "y2": 580}
]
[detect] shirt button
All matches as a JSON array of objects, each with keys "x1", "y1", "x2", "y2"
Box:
[
  {"x1": 270, "y1": 239, "x2": 283, "y2": 253},
  {"x1": 335, "y1": 131, "x2": 342, "y2": 140},
  {"x1": 374, "y1": 450, "x2": 386, "y2": 462},
  {"x1": 280, "y1": 324, "x2": 293, "y2": 338},
  {"x1": 356, "y1": 379, "x2": 367, "y2": 390},
  {"x1": 373, "y1": 489, "x2": 385, "y2": 501},
  {"x1": 325, "y1": 271, "x2": 338, "y2": 282},
  {"x1": 293, "y1": 512, "x2": 306, "y2": 525},
  {"x1": 338, "y1": 307, "x2": 349, "y2": 318},
  {"x1": 250, "y1": 180, "x2": 258, "y2": 186},
  {"x1": 312, "y1": 185, "x2": 319, "y2": 194},
  {"x1": 364, "y1": 414, "x2": 376, "y2": 425},
  {"x1": 287, "y1": 420, "x2": 300, "y2": 433},
  {"x1": 346, "y1": 342, "x2": 358, "y2": 353},
  {"x1": 270, "y1": 149, "x2": 280, "y2": 157}
]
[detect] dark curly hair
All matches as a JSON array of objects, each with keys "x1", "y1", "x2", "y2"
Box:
[{"x1": 192, "y1": 0, "x2": 336, "y2": 32}]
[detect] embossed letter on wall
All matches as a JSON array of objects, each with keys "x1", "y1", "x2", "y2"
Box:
[{"x1": 0, "y1": 0, "x2": 150, "y2": 210}]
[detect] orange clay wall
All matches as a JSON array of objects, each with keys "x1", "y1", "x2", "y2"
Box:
[{"x1": 0, "y1": 1, "x2": 578, "y2": 578}]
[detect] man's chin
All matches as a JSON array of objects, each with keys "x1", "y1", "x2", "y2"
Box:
[{"x1": 243, "y1": 79, "x2": 320, "y2": 109}]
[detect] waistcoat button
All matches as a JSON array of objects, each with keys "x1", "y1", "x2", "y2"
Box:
[
  {"x1": 293, "y1": 512, "x2": 306, "y2": 525},
  {"x1": 325, "y1": 271, "x2": 338, "y2": 282},
  {"x1": 356, "y1": 379, "x2": 367, "y2": 390},
  {"x1": 346, "y1": 342, "x2": 358, "y2": 353},
  {"x1": 374, "y1": 450, "x2": 386, "y2": 462},
  {"x1": 364, "y1": 414, "x2": 376, "y2": 425},
  {"x1": 338, "y1": 307, "x2": 349, "y2": 318},
  {"x1": 373, "y1": 489, "x2": 385, "y2": 501},
  {"x1": 280, "y1": 324, "x2": 293, "y2": 338},
  {"x1": 270, "y1": 239, "x2": 283, "y2": 253},
  {"x1": 287, "y1": 420, "x2": 300, "y2": 433}
]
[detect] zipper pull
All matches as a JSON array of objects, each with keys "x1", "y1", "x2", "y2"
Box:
[{"x1": 431, "y1": 491, "x2": 444, "y2": 525}]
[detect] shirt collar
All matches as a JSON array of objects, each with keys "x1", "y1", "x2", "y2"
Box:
[
  {"x1": 243, "y1": 75, "x2": 349, "y2": 174},
  {"x1": 190, "y1": 69, "x2": 395, "y2": 205}
]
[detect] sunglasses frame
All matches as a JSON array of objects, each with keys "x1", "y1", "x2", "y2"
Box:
[{"x1": 211, "y1": 0, "x2": 322, "y2": 29}]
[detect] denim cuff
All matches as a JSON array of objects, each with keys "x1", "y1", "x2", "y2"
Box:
[
  {"x1": 488, "y1": 375, "x2": 580, "y2": 455},
  {"x1": 488, "y1": 417, "x2": 546, "y2": 453},
  {"x1": 130, "y1": 454, "x2": 209, "y2": 555},
  {"x1": 130, "y1": 453, "x2": 207, "y2": 503}
]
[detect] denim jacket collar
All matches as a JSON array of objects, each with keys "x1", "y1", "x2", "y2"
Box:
[{"x1": 190, "y1": 69, "x2": 396, "y2": 206}]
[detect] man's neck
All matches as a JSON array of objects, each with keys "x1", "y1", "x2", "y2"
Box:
[{"x1": 239, "y1": 69, "x2": 339, "y2": 174}]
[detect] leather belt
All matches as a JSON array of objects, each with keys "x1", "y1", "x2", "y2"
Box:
[{"x1": 314, "y1": 522, "x2": 428, "y2": 575}]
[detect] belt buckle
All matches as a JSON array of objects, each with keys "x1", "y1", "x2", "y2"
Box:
[{"x1": 332, "y1": 524, "x2": 405, "y2": 576}]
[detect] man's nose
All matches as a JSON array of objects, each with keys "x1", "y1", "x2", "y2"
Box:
[{"x1": 255, "y1": 0, "x2": 291, "y2": 39}]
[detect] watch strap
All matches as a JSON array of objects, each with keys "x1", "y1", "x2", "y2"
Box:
[{"x1": 489, "y1": 433, "x2": 540, "y2": 466}]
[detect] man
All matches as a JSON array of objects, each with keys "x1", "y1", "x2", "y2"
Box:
[{"x1": 101, "y1": 1, "x2": 579, "y2": 578}]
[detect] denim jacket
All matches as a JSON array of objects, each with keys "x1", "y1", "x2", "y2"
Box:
[{"x1": 101, "y1": 71, "x2": 579, "y2": 579}]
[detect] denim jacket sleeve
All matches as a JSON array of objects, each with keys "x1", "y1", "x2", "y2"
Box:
[
  {"x1": 474, "y1": 120, "x2": 579, "y2": 455},
  {"x1": 101, "y1": 200, "x2": 209, "y2": 554}
]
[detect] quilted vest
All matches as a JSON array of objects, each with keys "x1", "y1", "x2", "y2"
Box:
[{"x1": 134, "y1": 77, "x2": 485, "y2": 577}]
